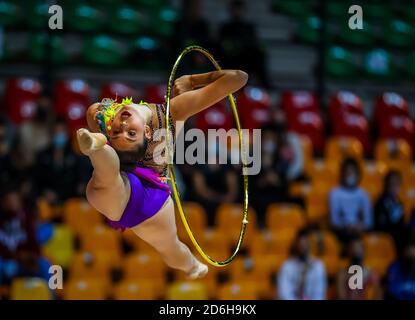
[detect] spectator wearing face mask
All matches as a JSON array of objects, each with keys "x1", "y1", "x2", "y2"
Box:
[
  {"x1": 386, "y1": 237, "x2": 415, "y2": 300},
  {"x1": 19, "y1": 95, "x2": 54, "y2": 167},
  {"x1": 277, "y1": 228, "x2": 327, "y2": 300},
  {"x1": 329, "y1": 158, "x2": 373, "y2": 244},
  {"x1": 251, "y1": 123, "x2": 304, "y2": 227},
  {"x1": 374, "y1": 170, "x2": 407, "y2": 248},
  {"x1": 336, "y1": 236, "x2": 381, "y2": 300},
  {"x1": 34, "y1": 117, "x2": 92, "y2": 204}
]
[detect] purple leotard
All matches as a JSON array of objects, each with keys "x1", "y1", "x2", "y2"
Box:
[{"x1": 106, "y1": 166, "x2": 170, "y2": 231}]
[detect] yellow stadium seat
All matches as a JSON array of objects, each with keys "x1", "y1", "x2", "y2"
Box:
[
  {"x1": 42, "y1": 224, "x2": 74, "y2": 268},
  {"x1": 364, "y1": 258, "x2": 390, "y2": 278},
  {"x1": 266, "y1": 204, "x2": 305, "y2": 232},
  {"x1": 360, "y1": 161, "x2": 388, "y2": 202},
  {"x1": 64, "y1": 278, "x2": 107, "y2": 300},
  {"x1": 325, "y1": 137, "x2": 364, "y2": 161},
  {"x1": 305, "y1": 159, "x2": 339, "y2": 187},
  {"x1": 182, "y1": 202, "x2": 208, "y2": 230},
  {"x1": 81, "y1": 225, "x2": 122, "y2": 268},
  {"x1": 254, "y1": 230, "x2": 296, "y2": 256},
  {"x1": 375, "y1": 139, "x2": 412, "y2": 164},
  {"x1": 299, "y1": 135, "x2": 313, "y2": 165},
  {"x1": 363, "y1": 232, "x2": 396, "y2": 276},
  {"x1": 289, "y1": 181, "x2": 312, "y2": 198},
  {"x1": 112, "y1": 280, "x2": 159, "y2": 300},
  {"x1": 173, "y1": 265, "x2": 218, "y2": 299},
  {"x1": 320, "y1": 255, "x2": 340, "y2": 277},
  {"x1": 167, "y1": 281, "x2": 208, "y2": 300},
  {"x1": 10, "y1": 278, "x2": 52, "y2": 300},
  {"x1": 305, "y1": 188, "x2": 329, "y2": 223},
  {"x1": 69, "y1": 251, "x2": 112, "y2": 281},
  {"x1": 63, "y1": 198, "x2": 104, "y2": 236},
  {"x1": 218, "y1": 281, "x2": 259, "y2": 300}
]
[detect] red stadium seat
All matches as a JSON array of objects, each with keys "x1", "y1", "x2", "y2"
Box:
[
  {"x1": 374, "y1": 92, "x2": 410, "y2": 125},
  {"x1": 281, "y1": 91, "x2": 319, "y2": 120},
  {"x1": 54, "y1": 79, "x2": 90, "y2": 133},
  {"x1": 5, "y1": 78, "x2": 42, "y2": 123},
  {"x1": 288, "y1": 110, "x2": 325, "y2": 153},
  {"x1": 194, "y1": 100, "x2": 235, "y2": 132},
  {"x1": 329, "y1": 91, "x2": 364, "y2": 123},
  {"x1": 99, "y1": 82, "x2": 137, "y2": 101},
  {"x1": 378, "y1": 115, "x2": 415, "y2": 151},
  {"x1": 237, "y1": 86, "x2": 271, "y2": 130},
  {"x1": 332, "y1": 113, "x2": 371, "y2": 153},
  {"x1": 143, "y1": 84, "x2": 167, "y2": 104}
]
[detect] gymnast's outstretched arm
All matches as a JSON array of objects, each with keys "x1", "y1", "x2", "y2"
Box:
[
  {"x1": 77, "y1": 128, "x2": 130, "y2": 220},
  {"x1": 170, "y1": 70, "x2": 248, "y2": 121}
]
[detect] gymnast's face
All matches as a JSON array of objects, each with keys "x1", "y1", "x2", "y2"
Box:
[{"x1": 109, "y1": 105, "x2": 149, "y2": 152}]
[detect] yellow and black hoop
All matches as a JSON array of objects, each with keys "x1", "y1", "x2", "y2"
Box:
[{"x1": 165, "y1": 45, "x2": 249, "y2": 267}]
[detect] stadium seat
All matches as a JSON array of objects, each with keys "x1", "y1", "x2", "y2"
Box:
[
  {"x1": 143, "y1": 84, "x2": 167, "y2": 104},
  {"x1": 10, "y1": 278, "x2": 51, "y2": 300},
  {"x1": 81, "y1": 225, "x2": 122, "y2": 268},
  {"x1": 37, "y1": 198, "x2": 54, "y2": 221},
  {"x1": 271, "y1": 0, "x2": 312, "y2": 18},
  {"x1": 374, "y1": 139, "x2": 412, "y2": 165},
  {"x1": 402, "y1": 186, "x2": 415, "y2": 223},
  {"x1": 299, "y1": 135, "x2": 314, "y2": 163},
  {"x1": 360, "y1": 161, "x2": 388, "y2": 201},
  {"x1": 197, "y1": 228, "x2": 230, "y2": 257},
  {"x1": 109, "y1": 5, "x2": 144, "y2": 34},
  {"x1": 64, "y1": 278, "x2": 107, "y2": 300},
  {"x1": 327, "y1": 2, "x2": 349, "y2": 21},
  {"x1": 281, "y1": 91, "x2": 319, "y2": 118},
  {"x1": 69, "y1": 251, "x2": 112, "y2": 282},
  {"x1": 27, "y1": 33, "x2": 67, "y2": 65},
  {"x1": 297, "y1": 16, "x2": 326, "y2": 45},
  {"x1": 329, "y1": 91, "x2": 364, "y2": 123},
  {"x1": 325, "y1": 137, "x2": 364, "y2": 161},
  {"x1": 305, "y1": 159, "x2": 339, "y2": 190},
  {"x1": 378, "y1": 116, "x2": 415, "y2": 151},
  {"x1": 152, "y1": 7, "x2": 180, "y2": 37},
  {"x1": 374, "y1": 92, "x2": 410, "y2": 126},
  {"x1": 63, "y1": 198, "x2": 104, "y2": 236},
  {"x1": 332, "y1": 113, "x2": 370, "y2": 153},
  {"x1": 65, "y1": 3, "x2": 105, "y2": 32},
  {"x1": 305, "y1": 187, "x2": 330, "y2": 224},
  {"x1": 365, "y1": 3, "x2": 391, "y2": 22},
  {"x1": 26, "y1": 2, "x2": 51, "y2": 29},
  {"x1": 195, "y1": 100, "x2": 235, "y2": 133},
  {"x1": 129, "y1": 36, "x2": 165, "y2": 70},
  {"x1": 167, "y1": 281, "x2": 208, "y2": 300},
  {"x1": 176, "y1": 202, "x2": 207, "y2": 244},
  {"x1": 5, "y1": 77, "x2": 42, "y2": 124},
  {"x1": 254, "y1": 229, "x2": 296, "y2": 257},
  {"x1": 363, "y1": 232, "x2": 396, "y2": 277},
  {"x1": 218, "y1": 281, "x2": 259, "y2": 300},
  {"x1": 339, "y1": 22, "x2": 375, "y2": 47},
  {"x1": 99, "y1": 82, "x2": 137, "y2": 101},
  {"x1": 227, "y1": 256, "x2": 275, "y2": 298},
  {"x1": 42, "y1": 224, "x2": 74, "y2": 268},
  {"x1": 113, "y1": 280, "x2": 159, "y2": 300},
  {"x1": 265, "y1": 203, "x2": 305, "y2": 232},
  {"x1": 383, "y1": 19, "x2": 414, "y2": 48},
  {"x1": 238, "y1": 87, "x2": 272, "y2": 130},
  {"x1": 0, "y1": 0, "x2": 20, "y2": 27},
  {"x1": 326, "y1": 46, "x2": 358, "y2": 78},
  {"x1": 83, "y1": 35, "x2": 124, "y2": 66},
  {"x1": 364, "y1": 49, "x2": 398, "y2": 81}
]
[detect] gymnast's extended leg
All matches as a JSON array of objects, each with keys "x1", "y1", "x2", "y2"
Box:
[{"x1": 131, "y1": 198, "x2": 208, "y2": 279}]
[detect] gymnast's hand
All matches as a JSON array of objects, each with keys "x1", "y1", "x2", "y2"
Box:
[
  {"x1": 173, "y1": 75, "x2": 194, "y2": 96},
  {"x1": 77, "y1": 128, "x2": 107, "y2": 156}
]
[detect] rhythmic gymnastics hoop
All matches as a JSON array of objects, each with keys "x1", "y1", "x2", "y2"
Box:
[{"x1": 165, "y1": 45, "x2": 249, "y2": 267}]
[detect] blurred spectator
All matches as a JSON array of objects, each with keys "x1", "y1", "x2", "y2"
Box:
[
  {"x1": 277, "y1": 229, "x2": 327, "y2": 300},
  {"x1": 374, "y1": 170, "x2": 407, "y2": 248},
  {"x1": 218, "y1": 0, "x2": 269, "y2": 87},
  {"x1": 336, "y1": 236, "x2": 381, "y2": 300},
  {"x1": 34, "y1": 117, "x2": 91, "y2": 204},
  {"x1": 174, "y1": 0, "x2": 214, "y2": 73},
  {"x1": 19, "y1": 95, "x2": 54, "y2": 167},
  {"x1": 0, "y1": 185, "x2": 45, "y2": 284},
  {"x1": 0, "y1": 115, "x2": 19, "y2": 183},
  {"x1": 191, "y1": 145, "x2": 238, "y2": 225},
  {"x1": 251, "y1": 122, "x2": 304, "y2": 227},
  {"x1": 329, "y1": 158, "x2": 373, "y2": 244},
  {"x1": 386, "y1": 237, "x2": 415, "y2": 300}
]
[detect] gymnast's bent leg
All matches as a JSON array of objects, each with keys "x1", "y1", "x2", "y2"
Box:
[{"x1": 131, "y1": 198, "x2": 208, "y2": 279}]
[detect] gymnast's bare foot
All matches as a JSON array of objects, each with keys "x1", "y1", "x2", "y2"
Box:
[
  {"x1": 186, "y1": 258, "x2": 208, "y2": 280},
  {"x1": 77, "y1": 128, "x2": 107, "y2": 156}
]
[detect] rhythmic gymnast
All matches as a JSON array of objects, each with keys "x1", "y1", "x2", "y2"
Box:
[{"x1": 77, "y1": 69, "x2": 248, "y2": 279}]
